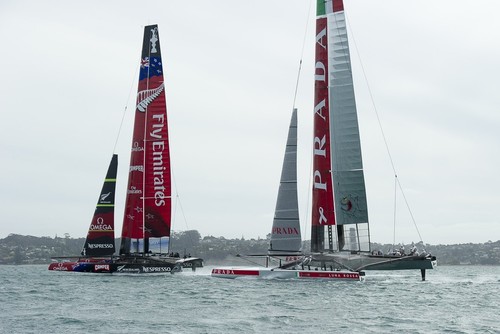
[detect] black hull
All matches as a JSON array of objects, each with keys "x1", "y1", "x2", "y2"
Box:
[
  {"x1": 111, "y1": 262, "x2": 180, "y2": 274},
  {"x1": 112, "y1": 255, "x2": 203, "y2": 274},
  {"x1": 48, "y1": 255, "x2": 203, "y2": 274},
  {"x1": 311, "y1": 253, "x2": 437, "y2": 271},
  {"x1": 359, "y1": 255, "x2": 437, "y2": 271}
]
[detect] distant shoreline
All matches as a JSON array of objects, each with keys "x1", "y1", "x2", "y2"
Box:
[{"x1": 1, "y1": 233, "x2": 499, "y2": 266}]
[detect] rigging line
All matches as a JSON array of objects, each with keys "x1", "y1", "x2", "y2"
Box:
[
  {"x1": 340, "y1": 8, "x2": 393, "y2": 181},
  {"x1": 292, "y1": 59, "x2": 303, "y2": 110},
  {"x1": 112, "y1": 107, "x2": 127, "y2": 154},
  {"x1": 393, "y1": 175, "x2": 397, "y2": 249},
  {"x1": 112, "y1": 49, "x2": 140, "y2": 246},
  {"x1": 396, "y1": 177, "x2": 423, "y2": 242},
  {"x1": 112, "y1": 61, "x2": 140, "y2": 154},
  {"x1": 345, "y1": 12, "x2": 397, "y2": 177},
  {"x1": 171, "y1": 169, "x2": 195, "y2": 245},
  {"x1": 345, "y1": 11, "x2": 424, "y2": 242},
  {"x1": 292, "y1": 0, "x2": 313, "y2": 243},
  {"x1": 170, "y1": 179, "x2": 179, "y2": 251},
  {"x1": 292, "y1": 0, "x2": 313, "y2": 110}
]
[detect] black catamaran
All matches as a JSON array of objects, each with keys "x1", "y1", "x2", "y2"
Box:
[
  {"x1": 308, "y1": 0, "x2": 435, "y2": 280},
  {"x1": 49, "y1": 25, "x2": 203, "y2": 274},
  {"x1": 213, "y1": 0, "x2": 436, "y2": 280}
]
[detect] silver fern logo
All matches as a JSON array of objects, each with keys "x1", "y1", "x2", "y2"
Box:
[
  {"x1": 136, "y1": 83, "x2": 164, "y2": 112},
  {"x1": 100, "y1": 192, "x2": 111, "y2": 202}
]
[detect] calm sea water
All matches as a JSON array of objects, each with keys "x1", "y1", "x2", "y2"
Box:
[{"x1": 0, "y1": 265, "x2": 498, "y2": 334}]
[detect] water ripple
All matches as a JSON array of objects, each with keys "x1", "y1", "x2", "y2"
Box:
[{"x1": 0, "y1": 265, "x2": 498, "y2": 333}]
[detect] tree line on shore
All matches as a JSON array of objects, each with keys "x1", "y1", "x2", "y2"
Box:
[{"x1": 1, "y1": 231, "x2": 499, "y2": 265}]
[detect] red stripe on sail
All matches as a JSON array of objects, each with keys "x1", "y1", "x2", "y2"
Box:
[
  {"x1": 311, "y1": 16, "x2": 335, "y2": 227},
  {"x1": 333, "y1": 0, "x2": 344, "y2": 13}
]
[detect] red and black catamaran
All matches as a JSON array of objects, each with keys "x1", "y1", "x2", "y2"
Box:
[{"x1": 49, "y1": 25, "x2": 202, "y2": 274}]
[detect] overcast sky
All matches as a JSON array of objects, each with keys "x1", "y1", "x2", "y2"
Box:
[{"x1": 1, "y1": 0, "x2": 499, "y2": 245}]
